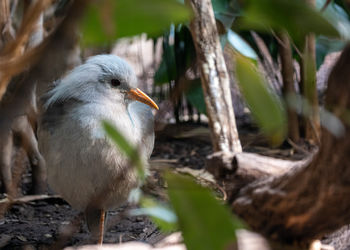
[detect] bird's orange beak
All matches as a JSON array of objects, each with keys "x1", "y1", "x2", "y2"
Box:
[{"x1": 127, "y1": 88, "x2": 159, "y2": 110}]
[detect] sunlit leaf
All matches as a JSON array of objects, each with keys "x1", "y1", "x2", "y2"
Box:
[
  {"x1": 235, "y1": 53, "x2": 287, "y2": 146},
  {"x1": 166, "y1": 172, "x2": 244, "y2": 250},
  {"x1": 102, "y1": 120, "x2": 145, "y2": 181},
  {"x1": 227, "y1": 30, "x2": 258, "y2": 60},
  {"x1": 81, "y1": 0, "x2": 191, "y2": 45},
  {"x1": 239, "y1": 0, "x2": 339, "y2": 45},
  {"x1": 130, "y1": 197, "x2": 178, "y2": 232}
]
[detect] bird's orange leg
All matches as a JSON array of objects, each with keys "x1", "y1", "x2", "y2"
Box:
[{"x1": 98, "y1": 209, "x2": 105, "y2": 245}]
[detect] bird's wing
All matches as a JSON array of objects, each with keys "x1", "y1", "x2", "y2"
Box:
[{"x1": 39, "y1": 97, "x2": 85, "y2": 134}]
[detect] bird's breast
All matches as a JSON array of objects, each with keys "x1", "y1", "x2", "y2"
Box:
[{"x1": 78, "y1": 103, "x2": 141, "y2": 145}]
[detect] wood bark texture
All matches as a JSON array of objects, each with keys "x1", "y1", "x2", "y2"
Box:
[
  {"x1": 251, "y1": 31, "x2": 282, "y2": 93},
  {"x1": 231, "y1": 44, "x2": 350, "y2": 242},
  {"x1": 187, "y1": 0, "x2": 242, "y2": 154},
  {"x1": 278, "y1": 32, "x2": 300, "y2": 142}
]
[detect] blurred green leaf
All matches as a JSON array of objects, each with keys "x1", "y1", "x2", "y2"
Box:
[
  {"x1": 315, "y1": 0, "x2": 348, "y2": 67},
  {"x1": 81, "y1": 0, "x2": 191, "y2": 45},
  {"x1": 154, "y1": 59, "x2": 172, "y2": 86},
  {"x1": 212, "y1": 0, "x2": 230, "y2": 13},
  {"x1": 316, "y1": 36, "x2": 345, "y2": 68},
  {"x1": 235, "y1": 53, "x2": 287, "y2": 146},
  {"x1": 185, "y1": 79, "x2": 207, "y2": 114},
  {"x1": 130, "y1": 197, "x2": 178, "y2": 232},
  {"x1": 166, "y1": 172, "x2": 244, "y2": 250},
  {"x1": 212, "y1": 0, "x2": 240, "y2": 30},
  {"x1": 102, "y1": 120, "x2": 145, "y2": 182},
  {"x1": 317, "y1": 0, "x2": 350, "y2": 40},
  {"x1": 227, "y1": 30, "x2": 258, "y2": 60},
  {"x1": 154, "y1": 42, "x2": 177, "y2": 85},
  {"x1": 174, "y1": 25, "x2": 196, "y2": 76},
  {"x1": 155, "y1": 25, "x2": 196, "y2": 86},
  {"x1": 239, "y1": 0, "x2": 339, "y2": 45}
]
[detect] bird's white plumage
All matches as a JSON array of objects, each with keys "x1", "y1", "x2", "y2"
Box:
[
  {"x1": 45, "y1": 55, "x2": 137, "y2": 108},
  {"x1": 38, "y1": 55, "x2": 154, "y2": 211}
]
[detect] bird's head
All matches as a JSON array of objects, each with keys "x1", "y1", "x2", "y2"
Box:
[{"x1": 45, "y1": 54, "x2": 158, "y2": 110}]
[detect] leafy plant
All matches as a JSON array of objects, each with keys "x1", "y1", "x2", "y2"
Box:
[
  {"x1": 166, "y1": 172, "x2": 245, "y2": 250},
  {"x1": 102, "y1": 121, "x2": 244, "y2": 244},
  {"x1": 239, "y1": 0, "x2": 339, "y2": 46},
  {"x1": 81, "y1": 0, "x2": 191, "y2": 45},
  {"x1": 235, "y1": 53, "x2": 287, "y2": 146}
]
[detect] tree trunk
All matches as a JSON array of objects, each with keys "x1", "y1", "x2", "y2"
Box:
[
  {"x1": 186, "y1": 0, "x2": 242, "y2": 155},
  {"x1": 231, "y1": 44, "x2": 350, "y2": 242},
  {"x1": 300, "y1": 0, "x2": 320, "y2": 144},
  {"x1": 278, "y1": 32, "x2": 300, "y2": 142}
]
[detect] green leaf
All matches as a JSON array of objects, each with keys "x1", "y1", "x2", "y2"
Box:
[
  {"x1": 314, "y1": 0, "x2": 349, "y2": 66},
  {"x1": 102, "y1": 120, "x2": 145, "y2": 182},
  {"x1": 239, "y1": 0, "x2": 339, "y2": 45},
  {"x1": 235, "y1": 53, "x2": 287, "y2": 146},
  {"x1": 154, "y1": 59, "x2": 172, "y2": 86},
  {"x1": 81, "y1": 0, "x2": 191, "y2": 45},
  {"x1": 227, "y1": 30, "x2": 258, "y2": 60},
  {"x1": 316, "y1": 36, "x2": 345, "y2": 68},
  {"x1": 317, "y1": 0, "x2": 350, "y2": 40},
  {"x1": 154, "y1": 47, "x2": 177, "y2": 85},
  {"x1": 155, "y1": 25, "x2": 196, "y2": 88},
  {"x1": 130, "y1": 197, "x2": 178, "y2": 232},
  {"x1": 185, "y1": 79, "x2": 207, "y2": 114},
  {"x1": 166, "y1": 172, "x2": 244, "y2": 250},
  {"x1": 174, "y1": 25, "x2": 196, "y2": 76},
  {"x1": 212, "y1": 0, "x2": 240, "y2": 30},
  {"x1": 154, "y1": 33, "x2": 177, "y2": 85}
]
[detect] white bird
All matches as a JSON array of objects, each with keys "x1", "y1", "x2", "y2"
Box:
[{"x1": 37, "y1": 54, "x2": 158, "y2": 244}]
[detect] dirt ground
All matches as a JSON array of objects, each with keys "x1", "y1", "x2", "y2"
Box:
[
  {"x1": 0, "y1": 124, "x2": 216, "y2": 249},
  {"x1": 0, "y1": 122, "x2": 344, "y2": 250}
]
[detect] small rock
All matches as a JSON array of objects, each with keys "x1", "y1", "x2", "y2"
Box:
[{"x1": 16, "y1": 235, "x2": 27, "y2": 242}]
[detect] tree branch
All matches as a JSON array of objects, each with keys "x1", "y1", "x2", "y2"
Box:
[{"x1": 186, "y1": 0, "x2": 242, "y2": 154}]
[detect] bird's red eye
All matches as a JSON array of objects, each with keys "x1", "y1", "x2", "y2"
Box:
[{"x1": 110, "y1": 79, "x2": 121, "y2": 87}]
